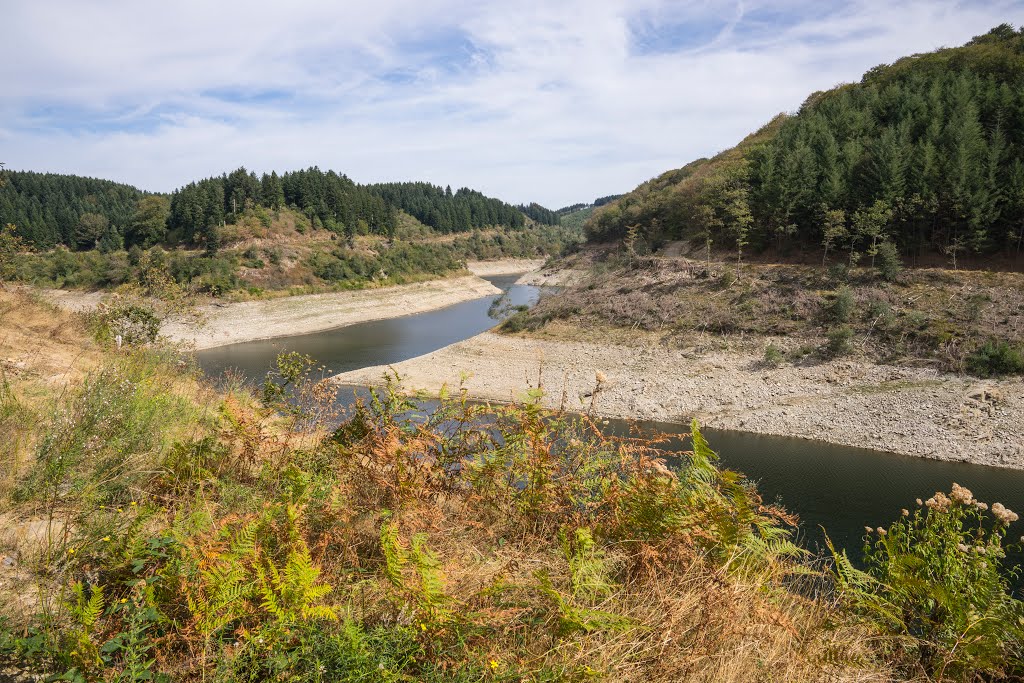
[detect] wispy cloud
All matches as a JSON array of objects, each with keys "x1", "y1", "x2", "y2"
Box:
[{"x1": 2, "y1": 0, "x2": 1020, "y2": 206}]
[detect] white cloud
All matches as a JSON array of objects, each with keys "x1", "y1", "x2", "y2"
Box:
[{"x1": 2, "y1": 0, "x2": 1021, "y2": 206}]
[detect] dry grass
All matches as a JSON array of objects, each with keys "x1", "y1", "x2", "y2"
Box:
[{"x1": 0, "y1": 293, "x2": 905, "y2": 682}]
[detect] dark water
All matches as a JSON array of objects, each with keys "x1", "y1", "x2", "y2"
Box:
[
  {"x1": 197, "y1": 275, "x2": 1024, "y2": 566},
  {"x1": 197, "y1": 275, "x2": 538, "y2": 379}
]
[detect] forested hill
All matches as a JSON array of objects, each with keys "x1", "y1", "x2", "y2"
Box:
[
  {"x1": 366, "y1": 182, "x2": 527, "y2": 232},
  {"x1": 1, "y1": 166, "x2": 564, "y2": 251},
  {"x1": 168, "y1": 167, "x2": 397, "y2": 247},
  {"x1": 586, "y1": 24, "x2": 1024, "y2": 264},
  {"x1": 0, "y1": 171, "x2": 147, "y2": 249}
]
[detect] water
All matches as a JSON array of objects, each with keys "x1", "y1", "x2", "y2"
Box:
[
  {"x1": 197, "y1": 275, "x2": 538, "y2": 379},
  {"x1": 196, "y1": 275, "x2": 1024, "y2": 566}
]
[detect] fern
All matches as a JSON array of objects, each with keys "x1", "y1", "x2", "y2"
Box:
[
  {"x1": 258, "y1": 539, "x2": 337, "y2": 625},
  {"x1": 67, "y1": 581, "x2": 105, "y2": 668},
  {"x1": 410, "y1": 533, "x2": 452, "y2": 622},
  {"x1": 560, "y1": 527, "x2": 613, "y2": 602}
]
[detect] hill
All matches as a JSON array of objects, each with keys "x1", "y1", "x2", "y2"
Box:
[
  {"x1": 586, "y1": 24, "x2": 1024, "y2": 267},
  {"x1": 0, "y1": 167, "x2": 578, "y2": 296}
]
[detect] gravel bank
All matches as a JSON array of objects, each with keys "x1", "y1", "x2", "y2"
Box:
[{"x1": 332, "y1": 330, "x2": 1024, "y2": 469}]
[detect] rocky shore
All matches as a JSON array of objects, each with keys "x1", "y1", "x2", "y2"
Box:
[{"x1": 332, "y1": 327, "x2": 1024, "y2": 469}]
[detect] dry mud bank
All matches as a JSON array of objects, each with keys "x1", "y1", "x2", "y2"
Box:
[
  {"x1": 161, "y1": 275, "x2": 502, "y2": 349},
  {"x1": 467, "y1": 259, "x2": 546, "y2": 276},
  {"x1": 333, "y1": 328, "x2": 1024, "y2": 469}
]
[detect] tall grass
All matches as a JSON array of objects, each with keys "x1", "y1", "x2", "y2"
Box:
[{"x1": 0, "y1": 326, "x2": 1020, "y2": 681}]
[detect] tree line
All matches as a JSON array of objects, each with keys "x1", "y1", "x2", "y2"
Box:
[
  {"x1": 0, "y1": 171, "x2": 147, "y2": 250},
  {"x1": 1, "y1": 168, "x2": 562, "y2": 252},
  {"x1": 167, "y1": 167, "x2": 398, "y2": 248},
  {"x1": 587, "y1": 25, "x2": 1024, "y2": 265},
  {"x1": 366, "y1": 182, "x2": 526, "y2": 232}
]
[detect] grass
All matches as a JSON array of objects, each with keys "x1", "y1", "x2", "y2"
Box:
[{"x1": 0, "y1": 290, "x2": 1021, "y2": 682}]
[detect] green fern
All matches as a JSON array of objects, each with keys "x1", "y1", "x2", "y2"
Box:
[
  {"x1": 258, "y1": 539, "x2": 337, "y2": 624},
  {"x1": 67, "y1": 581, "x2": 105, "y2": 668},
  {"x1": 187, "y1": 520, "x2": 260, "y2": 638}
]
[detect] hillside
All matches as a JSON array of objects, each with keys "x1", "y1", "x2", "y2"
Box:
[
  {"x1": 0, "y1": 171, "x2": 148, "y2": 250},
  {"x1": 0, "y1": 167, "x2": 577, "y2": 297},
  {"x1": 586, "y1": 25, "x2": 1024, "y2": 267}
]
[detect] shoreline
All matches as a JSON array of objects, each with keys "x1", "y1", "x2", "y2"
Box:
[
  {"x1": 331, "y1": 327, "x2": 1024, "y2": 470},
  {"x1": 39, "y1": 258, "x2": 546, "y2": 351},
  {"x1": 163, "y1": 274, "x2": 502, "y2": 350}
]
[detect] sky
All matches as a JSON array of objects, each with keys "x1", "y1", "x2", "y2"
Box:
[{"x1": 2, "y1": 1, "x2": 1021, "y2": 208}]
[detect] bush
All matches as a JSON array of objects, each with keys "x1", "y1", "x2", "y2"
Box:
[
  {"x1": 93, "y1": 302, "x2": 161, "y2": 346},
  {"x1": 966, "y1": 339, "x2": 1024, "y2": 377},
  {"x1": 827, "y1": 285, "x2": 855, "y2": 323},
  {"x1": 875, "y1": 241, "x2": 902, "y2": 281},
  {"x1": 827, "y1": 262, "x2": 850, "y2": 283},
  {"x1": 763, "y1": 342, "x2": 784, "y2": 367},
  {"x1": 823, "y1": 325, "x2": 854, "y2": 357},
  {"x1": 832, "y1": 485, "x2": 1024, "y2": 680}
]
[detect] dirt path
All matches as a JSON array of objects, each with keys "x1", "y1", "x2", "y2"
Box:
[{"x1": 332, "y1": 328, "x2": 1024, "y2": 469}]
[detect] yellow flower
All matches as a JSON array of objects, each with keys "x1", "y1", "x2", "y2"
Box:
[
  {"x1": 102, "y1": 536, "x2": 111, "y2": 542},
  {"x1": 67, "y1": 548, "x2": 76, "y2": 555},
  {"x1": 117, "y1": 508, "x2": 123, "y2": 513},
  {"x1": 120, "y1": 598, "x2": 128, "y2": 604},
  {"x1": 419, "y1": 622, "x2": 426, "y2": 632},
  {"x1": 130, "y1": 501, "x2": 137, "y2": 506},
  {"x1": 489, "y1": 659, "x2": 499, "y2": 671}
]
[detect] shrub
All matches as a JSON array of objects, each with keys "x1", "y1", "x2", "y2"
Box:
[
  {"x1": 827, "y1": 285, "x2": 855, "y2": 323},
  {"x1": 93, "y1": 302, "x2": 161, "y2": 346},
  {"x1": 827, "y1": 262, "x2": 850, "y2": 283},
  {"x1": 966, "y1": 339, "x2": 1024, "y2": 377},
  {"x1": 763, "y1": 342, "x2": 784, "y2": 367},
  {"x1": 823, "y1": 325, "x2": 854, "y2": 357},
  {"x1": 832, "y1": 485, "x2": 1024, "y2": 680},
  {"x1": 875, "y1": 241, "x2": 902, "y2": 281}
]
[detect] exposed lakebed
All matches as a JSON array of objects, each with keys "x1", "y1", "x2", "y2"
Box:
[{"x1": 197, "y1": 274, "x2": 1024, "y2": 563}]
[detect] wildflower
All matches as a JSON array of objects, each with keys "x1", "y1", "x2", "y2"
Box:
[
  {"x1": 420, "y1": 623, "x2": 427, "y2": 632},
  {"x1": 130, "y1": 501, "x2": 137, "y2": 506},
  {"x1": 101, "y1": 536, "x2": 111, "y2": 542},
  {"x1": 957, "y1": 543, "x2": 970, "y2": 553},
  {"x1": 976, "y1": 502, "x2": 988, "y2": 511},
  {"x1": 120, "y1": 598, "x2": 128, "y2": 604},
  {"x1": 67, "y1": 548, "x2": 76, "y2": 555},
  {"x1": 864, "y1": 526, "x2": 873, "y2": 533},
  {"x1": 915, "y1": 498, "x2": 923, "y2": 506},
  {"x1": 950, "y1": 483, "x2": 974, "y2": 505},
  {"x1": 992, "y1": 502, "x2": 1019, "y2": 525},
  {"x1": 116, "y1": 508, "x2": 123, "y2": 513},
  {"x1": 876, "y1": 527, "x2": 887, "y2": 536},
  {"x1": 901, "y1": 509, "x2": 909, "y2": 517},
  {"x1": 490, "y1": 659, "x2": 500, "y2": 671},
  {"x1": 925, "y1": 492, "x2": 951, "y2": 512}
]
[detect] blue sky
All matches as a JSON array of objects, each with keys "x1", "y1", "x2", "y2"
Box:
[{"x1": 1, "y1": 0, "x2": 1021, "y2": 207}]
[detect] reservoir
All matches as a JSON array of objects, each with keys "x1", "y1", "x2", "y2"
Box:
[{"x1": 197, "y1": 274, "x2": 1024, "y2": 565}]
